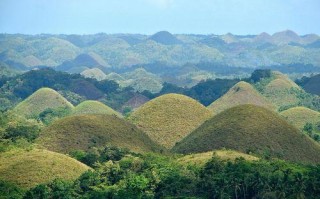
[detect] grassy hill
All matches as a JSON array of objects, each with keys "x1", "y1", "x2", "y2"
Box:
[
  {"x1": 72, "y1": 100, "x2": 122, "y2": 117},
  {"x1": 0, "y1": 148, "x2": 89, "y2": 189},
  {"x1": 296, "y1": 74, "x2": 320, "y2": 95},
  {"x1": 37, "y1": 114, "x2": 162, "y2": 154},
  {"x1": 256, "y1": 71, "x2": 319, "y2": 111},
  {"x1": 149, "y1": 31, "x2": 182, "y2": 45},
  {"x1": 13, "y1": 88, "x2": 74, "y2": 118},
  {"x1": 128, "y1": 94, "x2": 212, "y2": 149},
  {"x1": 280, "y1": 106, "x2": 320, "y2": 130},
  {"x1": 208, "y1": 81, "x2": 276, "y2": 115},
  {"x1": 177, "y1": 150, "x2": 258, "y2": 166},
  {"x1": 80, "y1": 68, "x2": 107, "y2": 81},
  {"x1": 172, "y1": 104, "x2": 320, "y2": 164}
]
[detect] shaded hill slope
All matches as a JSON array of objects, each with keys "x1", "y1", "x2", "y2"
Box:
[
  {"x1": 37, "y1": 114, "x2": 162, "y2": 154},
  {"x1": 173, "y1": 105, "x2": 320, "y2": 164}
]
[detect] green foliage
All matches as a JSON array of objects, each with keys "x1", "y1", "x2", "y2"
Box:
[
  {"x1": 250, "y1": 69, "x2": 272, "y2": 83},
  {"x1": 24, "y1": 179, "x2": 75, "y2": 199},
  {"x1": 70, "y1": 146, "x2": 130, "y2": 167},
  {"x1": 8, "y1": 150, "x2": 320, "y2": 198},
  {"x1": 4, "y1": 124, "x2": 40, "y2": 142},
  {"x1": 0, "y1": 180, "x2": 24, "y2": 199},
  {"x1": 38, "y1": 107, "x2": 72, "y2": 125}
]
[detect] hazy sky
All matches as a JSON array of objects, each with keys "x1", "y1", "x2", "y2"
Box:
[{"x1": 0, "y1": 0, "x2": 319, "y2": 35}]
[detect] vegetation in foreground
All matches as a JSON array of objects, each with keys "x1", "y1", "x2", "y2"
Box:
[{"x1": 1, "y1": 146, "x2": 320, "y2": 199}]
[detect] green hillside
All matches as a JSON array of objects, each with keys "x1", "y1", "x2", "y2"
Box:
[
  {"x1": 257, "y1": 71, "x2": 302, "y2": 109},
  {"x1": 280, "y1": 106, "x2": 320, "y2": 130},
  {"x1": 37, "y1": 114, "x2": 162, "y2": 154},
  {"x1": 208, "y1": 81, "x2": 276, "y2": 115},
  {"x1": 254, "y1": 71, "x2": 320, "y2": 111},
  {"x1": 13, "y1": 88, "x2": 74, "y2": 118},
  {"x1": 173, "y1": 104, "x2": 320, "y2": 164},
  {"x1": 0, "y1": 148, "x2": 89, "y2": 189},
  {"x1": 128, "y1": 93, "x2": 212, "y2": 149},
  {"x1": 72, "y1": 100, "x2": 122, "y2": 117}
]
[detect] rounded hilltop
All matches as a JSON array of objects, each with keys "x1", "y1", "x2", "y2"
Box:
[
  {"x1": 128, "y1": 93, "x2": 212, "y2": 149},
  {"x1": 37, "y1": 114, "x2": 163, "y2": 154},
  {"x1": 173, "y1": 104, "x2": 320, "y2": 164}
]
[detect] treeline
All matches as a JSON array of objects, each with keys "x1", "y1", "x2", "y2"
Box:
[
  {"x1": 0, "y1": 68, "x2": 136, "y2": 111},
  {"x1": 2, "y1": 146, "x2": 320, "y2": 199}
]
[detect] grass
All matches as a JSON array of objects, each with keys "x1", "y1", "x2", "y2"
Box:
[
  {"x1": 80, "y1": 68, "x2": 107, "y2": 81},
  {"x1": 172, "y1": 104, "x2": 320, "y2": 164},
  {"x1": 13, "y1": 88, "x2": 74, "y2": 118},
  {"x1": 72, "y1": 100, "x2": 122, "y2": 117},
  {"x1": 258, "y1": 71, "x2": 304, "y2": 109},
  {"x1": 177, "y1": 149, "x2": 259, "y2": 166},
  {"x1": 128, "y1": 94, "x2": 212, "y2": 149},
  {"x1": 280, "y1": 106, "x2": 320, "y2": 129},
  {"x1": 0, "y1": 148, "x2": 89, "y2": 189},
  {"x1": 37, "y1": 114, "x2": 163, "y2": 154},
  {"x1": 208, "y1": 81, "x2": 276, "y2": 115}
]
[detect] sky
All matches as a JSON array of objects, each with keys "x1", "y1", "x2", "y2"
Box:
[{"x1": 0, "y1": 0, "x2": 319, "y2": 35}]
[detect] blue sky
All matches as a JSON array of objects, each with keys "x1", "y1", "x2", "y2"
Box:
[{"x1": 0, "y1": 0, "x2": 319, "y2": 35}]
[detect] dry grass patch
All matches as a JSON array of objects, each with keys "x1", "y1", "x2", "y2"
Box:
[
  {"x1": 0, "y1": 148, "x2": 89, "y2": 189},
  {"x1": 13, "y1": 88, "x2": 74, "y2": 118},
  {"x1": 208, "y1": 81, "x2": 276, "y2": 115},
  {"x1": 128, "y1": 93, "x2": 212, "y2": 149},
  {"x1": 72, "y1": 100, "x2": 122, "y2": 117},
  {"x1": 280, "y1": 106, "x2": 320, "y2": 129},
  {"x1": 173, "y1": 104, "x2": 320, "y2": 164},
  {"x1": 37, "y1": 114, "x2": 162, "y2": 154}
]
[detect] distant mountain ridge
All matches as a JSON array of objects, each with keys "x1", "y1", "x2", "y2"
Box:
[{"x1": 0, "y1": 30, "x2": 319, "y2": 71}]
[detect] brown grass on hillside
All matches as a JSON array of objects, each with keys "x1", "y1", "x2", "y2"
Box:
[
  {"x1": 173, "y1": 104, "x2": 320, "y2": 164},
  {"x1": 37, "y1": 114, "x2": 162, "y2": 154},
  {"x1": 208, "y1": 81, "x2": 276, "y2": 115},
  {"x1": 0, "y1": 148, "x2": 89, "y2": 189},
  {"x1": 128, "y1": 93, "x2": 212, "y2": 149}
]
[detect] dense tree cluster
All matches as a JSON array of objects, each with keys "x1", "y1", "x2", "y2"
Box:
[{"x1": 2, "y1": 148, "x2": 320, "y2": 199}]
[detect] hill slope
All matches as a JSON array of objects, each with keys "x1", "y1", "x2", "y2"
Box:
[
  {"x1": 178, "y1": 150, "x2": 258, "y2": 166},
  {"x1": 37, "y1": 114, "x2": 162, "y2": 153},
  {"x1": 208, "y1": 81, "x2": 275, "y2": 115},
  {"x1": 80, "y1": 68, "x2": 107, "y2": 80},
  {"x1": 280, "y1": 107, "x2": 320, "y2": 130},
  {"x1": 13, "y1": 88, "x2": 74, "y2": 118},
  {"x1": 297, "y1": 74, "x2": 320, "y2": 95},
  {"x1": 0, "y1": 149, "x2": 89, "y2": 189},
  {"x1": 257, "y1": 71, "x2": 314, "y2": 110},
  {"x1": 149, "y1": 31, "x2": 182, "y2": 45},
  {"x1": 72, "y1": 100, "x2": 122, "y2": 117},
  {"x1": 128, "y1": 94, "x2": 212, "y2": 149},
  {"x1": 172, "y1": 104, "x2": 320, "y2": 164}
]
